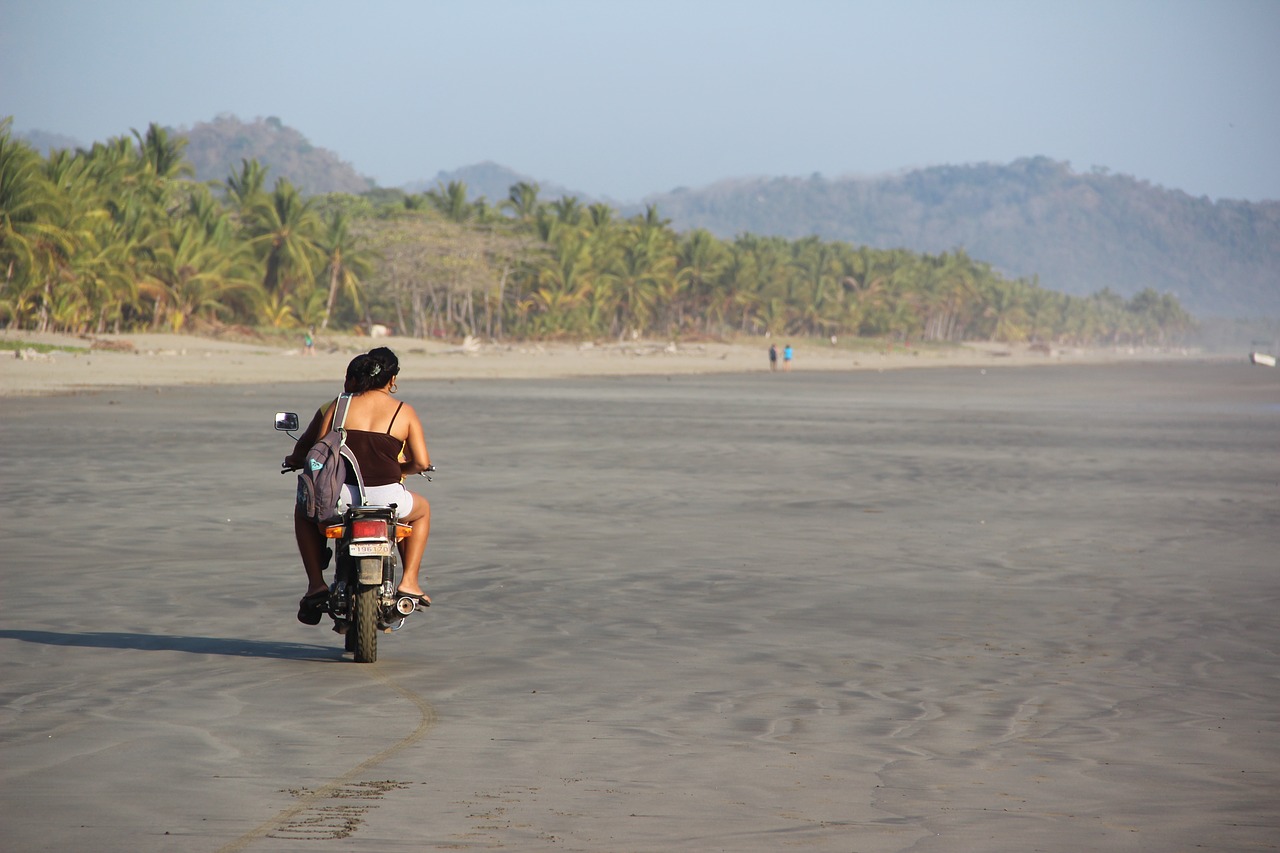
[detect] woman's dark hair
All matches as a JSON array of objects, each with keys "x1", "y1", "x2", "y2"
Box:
[{"x1": 344, "y1": 347, "x2": 400, "y2": 393}]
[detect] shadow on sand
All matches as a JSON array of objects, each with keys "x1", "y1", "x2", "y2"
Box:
[{"x1": 0, "y1": 629, "x2": 345, "y2": 661}]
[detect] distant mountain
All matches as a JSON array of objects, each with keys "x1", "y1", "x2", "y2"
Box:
[
  {"x1": 638, "y1": 158, "x2": 1280, "y2": 318},
  {"x1": 15, "y1": 128, "x2": 83, "y2": 155},
  {"x1": 177, "y1": 114, "x2": 374, "y2": 195},
  {"x1": 405, "y1": 161, "x2": 591, "y2": 206}
]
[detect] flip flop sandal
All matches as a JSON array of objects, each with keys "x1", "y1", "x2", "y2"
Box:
[
  {"x1": 297, "y1": 590, "x2": 328, "y2": 625},
  {"x1": 395, "y1": 589, "x2": 431, "y2": 607}
]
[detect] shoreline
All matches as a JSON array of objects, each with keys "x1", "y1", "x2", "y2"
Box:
[{"x1": 1, "y1": 329, "x2": 1219, "y2": 397}]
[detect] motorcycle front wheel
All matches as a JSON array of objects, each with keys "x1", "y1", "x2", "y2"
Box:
[{"x1": 351, "y1": 585, "x2": 379, "y2": 663}]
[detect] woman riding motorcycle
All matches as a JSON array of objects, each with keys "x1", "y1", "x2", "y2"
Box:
[{"x1": 283, "y1": 347, "x2": 432, "y2": 624}]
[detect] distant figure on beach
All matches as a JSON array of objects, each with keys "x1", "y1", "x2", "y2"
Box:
[
  {"x1": 768, "y1": 343, "x2": 778, "y2": 371},
  {"x1": 783, "y1": 344, "x2": 793, "y2": 371},
  {"x1": 304, "y1": 327, "x2": 315, "y2": 356}
]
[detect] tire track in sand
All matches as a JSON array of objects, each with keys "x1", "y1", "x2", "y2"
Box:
[{"x1": 214, "y1": 664, "x2": 436, "y2": 852}]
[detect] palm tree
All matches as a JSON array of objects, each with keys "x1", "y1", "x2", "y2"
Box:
[
  {"x1": 1024, "y1": 284, "x2": 1064, "y2": 344},
  {"x1": 549, "y1": 196, "x2": 584, "y2": 229},
  {"x1": 587, "y1": 203, "x2": 614, "y2": 230},
  {"x1": 257, "y1": 290, "x2": 298, "y2": 329},
  {"x1": 1126, "y1": 288, "x2": 1193, "y2": 346},
  {"x1": 639, "y1": 203, "x2": 669, "y2": 233},
  {"x1": 225, "y1": 159, "x2": 269, "y2": 222},
  {"x1": 317, "y1": 210, "x2": 374, "y2": 329},
  {"x1": 0, "y1": 127, "x2": 71, "y2": 327},
  {"x1": 1089, "y1": 288, "x2": 1130, "y2": 345},
  {"x1": 502, "y1": 181, "x2": 542, "y2": 221},
  {"x1": 145, "y1": 219, "x2": 255, "y2": 332},
  {"x1": 426, "y1": 180, "x2": 474, "y2": 224},
  {"x1": 70, "y1": 219, "x2": 139, "y2": 334},
  {"x1": 982, "y1": 278, "x2": 1032, "y2": 343},
  {"x1": 133, "y1": 123, "x2": 192, "y2": 181},
  {"x1": 132, "y1": 123, "x2": 192, "y2": 213},
  {"x1": 81, "y1": 135, "x2": 143, "y2": 211},
  {"x1": 607, "y1": 225, "x2": 673, "y2": 339},
  {"x1": 227, "y1": 158, "x2": 268, "y2": 203},
  {"x1": 288, "y1": 287, "x2": 328, "y2": 331},
  {"x1": 675, "y1": 229, "x2": 728, "y2": 334},
  {"x1": 535, "y1": 232, "x2": 595, "y2": 336},
  {"x1": 1059, "y1": 295, "x2": 1101, "y2": 346},
  {"x1": 789, "y1": 237, "x2": 843, "y2": 336},
  {"x1": 246, "y1": 178, "x2": 322, "y2": 297},
  {"x1": 531, "y1": 283, "x2": 587, "y2": 338}
]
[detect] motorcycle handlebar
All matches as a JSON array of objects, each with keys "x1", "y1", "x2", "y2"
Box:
[{"x1": 279, "y1": 464, "x2": 435, "y2": 476}]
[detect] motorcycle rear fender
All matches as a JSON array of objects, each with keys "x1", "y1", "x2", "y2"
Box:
[{"x1": 357, "y1": 557, "x2": 383, "y2": 585}]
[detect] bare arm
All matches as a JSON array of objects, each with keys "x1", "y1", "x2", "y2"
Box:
[
  {"x1": 399, "y1": 404, "x2": 431, "y2": 476},
  {"x1": 282, "y1": 400, "x2": 336, "y2": 469}
]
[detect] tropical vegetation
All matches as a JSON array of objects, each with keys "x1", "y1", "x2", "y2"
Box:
[{"x1": 2, "y1": 118, "x2": 1195, "y2": 347}]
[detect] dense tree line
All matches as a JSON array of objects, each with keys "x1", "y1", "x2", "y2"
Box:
[{"x1": 2, "y1": 120, "x2": 1193, "y2": 347}]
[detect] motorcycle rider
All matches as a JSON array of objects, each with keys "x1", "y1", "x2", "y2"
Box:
[{"x1": 283, "y1": 347, "x2": 432, "y2": 623}]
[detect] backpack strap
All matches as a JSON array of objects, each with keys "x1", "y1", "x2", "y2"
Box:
[
  {"x1": 332, "y1": 393, "x2": 352, "y2": 431},
  {"x1": 340, "y1": 444, "x2": 367, "y2": 507},
  {"x1": 331, "y1": 393, "x2": 367, "y2": 505}
]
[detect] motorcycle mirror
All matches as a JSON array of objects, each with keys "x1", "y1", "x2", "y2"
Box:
[{"x1": 274, "y1": 412, "x2": 300, "y2": 432}]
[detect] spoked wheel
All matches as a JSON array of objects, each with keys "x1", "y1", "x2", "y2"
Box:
[{"x1": 352, "y1": 585, "x2": 379, "y2": 663}]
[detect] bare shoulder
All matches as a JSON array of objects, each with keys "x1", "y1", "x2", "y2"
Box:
[
  {"x1": 398, "y1": 399, "x2": 423, "y2": 424},
  {"x1": 384, "y1": 398, "x2": 422, "y2": 438}
]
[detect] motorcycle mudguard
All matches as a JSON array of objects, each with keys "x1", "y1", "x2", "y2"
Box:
[{"x1": 357, "y1": 557, "x2": 383, "y2": 585}]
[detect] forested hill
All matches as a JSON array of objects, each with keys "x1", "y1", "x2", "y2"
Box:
[
  {"x1": 18, "y1": 115, "x2": 373, "y2": 195},
  {"x1": 638, "y1": 158, "x2": 1280, "y2": 317},
  {"x1": 179, "y1": 115, "x2": 373, "y2": 195}
]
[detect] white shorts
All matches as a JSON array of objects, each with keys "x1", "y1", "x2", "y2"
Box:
[{"x1": 338, "y1": 482, "x2": 414, "y2": 517}]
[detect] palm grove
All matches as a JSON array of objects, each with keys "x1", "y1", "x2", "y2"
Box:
[{"x1": 1, "y1": 121, "x2": 1193, "y2": 347}]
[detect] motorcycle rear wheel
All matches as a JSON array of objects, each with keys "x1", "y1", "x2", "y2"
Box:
[{"x1": 352, "y1": 585, "x2": 378, "y2": 663}]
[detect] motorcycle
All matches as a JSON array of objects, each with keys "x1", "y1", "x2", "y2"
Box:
[{"x1": 275, "y1": 410, "x2": 431, "y2": 663}]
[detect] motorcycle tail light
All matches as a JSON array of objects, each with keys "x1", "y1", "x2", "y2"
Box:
[
  {"x1": 351, "y1": 519, "x2": 388, "y2": 540},
  {"x1": 323, "y1": 524, "x2": 344, "y2": 539},
  {"x1": 395, "y1": 523, "x2": 413, "y2": 541}
]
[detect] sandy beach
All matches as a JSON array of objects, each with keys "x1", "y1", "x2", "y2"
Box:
[
  {"x1": 0, "y1": 328, "x2": 1200, "y2": 397},
  {"x1": 1, "y1": 333, "x2": 1277, "y2": 851}
]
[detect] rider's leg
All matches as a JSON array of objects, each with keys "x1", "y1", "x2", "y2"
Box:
[
  {"x1": 294, "y1": 505, "x2": 329, "y2": 596},
  {"x1": 396, "y1": 495, "x2": 431, "y2": 599}
]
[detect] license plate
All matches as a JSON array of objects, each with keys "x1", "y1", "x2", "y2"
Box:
[{"x1": 348, "y1": 542, "x2": 391, "y2": 557}]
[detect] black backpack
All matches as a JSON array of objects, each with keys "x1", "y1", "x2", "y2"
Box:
[{"x1": 296, "y1": 394, "x2": 365, "y2": 524}]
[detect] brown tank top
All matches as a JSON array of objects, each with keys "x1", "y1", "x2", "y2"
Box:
[{"x1": 344, "y1": 402, "x2": 405, "y2": 486}]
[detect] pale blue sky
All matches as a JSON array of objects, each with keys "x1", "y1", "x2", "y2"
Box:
[{"x1": 2, "y1": 0, "x2": 1277, "y2": 201}]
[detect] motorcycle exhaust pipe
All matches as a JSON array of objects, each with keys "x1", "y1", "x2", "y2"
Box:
[{"x1": 394, "y1": 595, "x2": 419, "y2": 616}]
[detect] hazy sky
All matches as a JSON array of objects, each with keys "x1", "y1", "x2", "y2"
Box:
[{"x1": 3, "y1": 0, "x2": 1277, "y2": 202}]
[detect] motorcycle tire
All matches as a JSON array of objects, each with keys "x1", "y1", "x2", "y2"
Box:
[{"x1": 352, "y1": 585, "x2": 379, "y2": 663}]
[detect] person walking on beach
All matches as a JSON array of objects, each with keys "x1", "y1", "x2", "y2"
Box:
[
  {"x1": 283, "y1": 347, "x2": 433, "y2": 624},
  {"x1": 768, "y1": 343, "x2": 778, "y2": 371},
  {"x1": 304, "y1": 327, "x2": 315, "y2": 356},
  {"x1": 783, "y1": 343, "x2": 794, "y2": 371}
]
